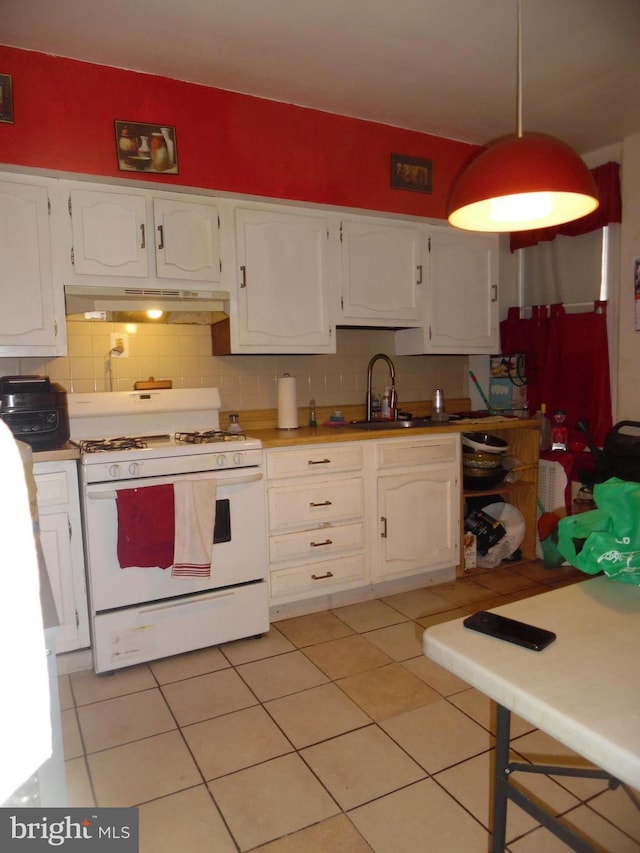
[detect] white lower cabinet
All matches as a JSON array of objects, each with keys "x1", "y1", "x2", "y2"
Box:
[
  {"x1": 266, "y1": 435, "x2": 460, "y2": 607},
  {"x1": 266, "y1": 443, "x2": 367, "y2": 604},
  {"x1": 373, "y1": 435, "x2": 460, "y2": 582},
  {"x1": 34, "y1": 461, "x2": 90, "y2": 653}
]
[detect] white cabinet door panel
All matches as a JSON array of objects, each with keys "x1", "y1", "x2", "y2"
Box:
[
  {"x1": 235, "y1": 206, "x2": 333, "y2": 351},
  {"x1": 429, "y1": 229, "x2": 497, "y2": 350},
  {"x1": 153, "y1": 197, "x2": 220, "y2": 282},
  {"x1": 376, "y1": 468, "x2": 458, "y2": 580},
  {"x1": 70, "y1": 188, "x2": 148, "y2": 276},
  {"x1": 340, "y1": 217, "x2": 422, "y2": 323},
  {"x1": 0, "y1": 178, "x2": 62, "y2": 354}
]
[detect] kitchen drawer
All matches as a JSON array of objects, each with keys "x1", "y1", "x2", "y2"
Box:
[
  {"x1": 376, "y1": 435, "x2": 458, "y2": 470},
  {"x1": 34, "y1": 469, "x2": 71, "y2": 509},
  {"x1": 266, "y1": 443, "x2": 363, "y2": 480},
  {"x1": 269, "y1": 553, "x2": 367, "y2": 602},
  {"x1": 270, "y1": 522, "x2": 364, "y2": 564},
  {"x1": 268, "y1": 477, "x2": 364, "y2": 533}
]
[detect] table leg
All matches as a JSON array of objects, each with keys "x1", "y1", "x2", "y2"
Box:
[{"x1": 491, "y1": 703, "x2": 511, "y2": 853}]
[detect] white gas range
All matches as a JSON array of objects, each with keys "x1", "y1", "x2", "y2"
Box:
[{"x1": 68, "y1": 388, "x2": 269, "y2": 673}]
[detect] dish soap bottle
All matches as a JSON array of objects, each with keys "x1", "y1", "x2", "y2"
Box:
[
  {"x1": 308, "y1": 399, "x2": 317, "y2": 428},
  {"x1": 551, "y1": 409, "x2": 568, "y2": 451},
  {"x1": 381, "y1": 387, "x2": 391, "y2": 420},
  {"x1": 535, "y1": 403, "x2": 552, "y2": 451}
]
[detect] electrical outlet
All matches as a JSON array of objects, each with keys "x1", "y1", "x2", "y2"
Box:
[{"x1": 110, "y1": 333, "x2": 129, "y2": 357}]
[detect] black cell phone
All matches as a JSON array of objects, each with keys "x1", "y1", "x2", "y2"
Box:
[{"x1": 463, "y1": 611, "x2": 556, "y2": 651}]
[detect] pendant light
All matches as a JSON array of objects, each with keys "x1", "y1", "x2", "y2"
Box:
[{"x1": 447, "y1": 0, "x2": 599, "y2": 233}]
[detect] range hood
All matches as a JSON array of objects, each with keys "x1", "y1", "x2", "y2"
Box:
[{"x1": 64, "y1": 285, "x2": 229, "y2": 324}]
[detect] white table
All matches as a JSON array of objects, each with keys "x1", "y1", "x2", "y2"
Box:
[{"x1": 423, "y1": 576, "x2": 640, "y2": 852}]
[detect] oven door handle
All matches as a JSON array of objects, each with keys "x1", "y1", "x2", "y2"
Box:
[{"x1": 87, "y1": 471, "x2": 263, "y2": 500}]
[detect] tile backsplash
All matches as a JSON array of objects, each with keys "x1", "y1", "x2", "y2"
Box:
[{"x1": 0, "y1": 321, "x2": 467, "y2": 413}]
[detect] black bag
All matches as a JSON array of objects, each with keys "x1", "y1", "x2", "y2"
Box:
[
  {"x1": 601, "y1": 422, "x2": 640, "y2": 482},
  {"x1": 576, "y1": 420, "x2": 640, "y2": 484}
]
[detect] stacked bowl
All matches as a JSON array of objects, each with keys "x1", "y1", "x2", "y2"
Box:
[{"x1": 462, "y1": 432, "x2": 509, "y2": 490}]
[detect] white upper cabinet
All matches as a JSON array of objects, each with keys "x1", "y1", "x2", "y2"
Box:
[
  {"x1": 0, "y1": 174, "x2": 66, "y2": 356},
  {"x1": 227, "y1": 203, "x2": 334, "y2": 353},
  {"x1": 69, "y1": 187, "x2": 148, "y2": 277},
  {"x1": 152, "y1": 196, "x2": 220, "y2": 282},
  {"x1": 338, "y1": 215, "x2": 423, "y2": 326},
  {"x1": 395, "y1": 226, "x2": 499, "y2": 354},
  {"x1": 66, "y1": 183, "x2": 221, "y2": 286}
]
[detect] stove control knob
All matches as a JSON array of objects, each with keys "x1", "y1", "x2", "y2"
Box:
[
  {"x1": 108, "y1": 464, "x2": 122, "y2": 478},
  {"x1": 233, "y1": 452, "x2": 244, "y2": 466},
  {"x1": 216, "y1": 454, "x2": 227, "y2": 468},
  {"x1": 128, "y1": 462, "x2": 142, "y2": 476}
]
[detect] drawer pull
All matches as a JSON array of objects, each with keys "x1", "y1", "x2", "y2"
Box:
[
  {"x1": 311, "y1": 571, "x2": 334, "y2": 580},
  {"x1": 380, "y1": 516, "x2": 388, "y2": 538},
  {"x1": 310, "y1": 538, "x2": 333, "y2": 547},
  {"x1": 309, "y1": 500, "x2": 332, "y2": 507},
  {"x1": 308, "y1": 458, "x2": 331, "y2": 465}
]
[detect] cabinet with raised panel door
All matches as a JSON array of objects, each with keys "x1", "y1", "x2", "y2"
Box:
[
  {"x1": 395, "y1": 226, "x2": 499, "y2": 354},
  {"x1": 338, "y1": 214, "x2": 424, "y2": 326},
  {"x1": 372, "y1": 434, "x2": 460, "y2": 582},
  {"x1": 213, "y1": 202, "x2": 334, "y2": 354},
  {"x1": 34, "y1": 460, "x2": 90, "y2": 653},
  {"x1": 65, "y1": 183, "x2": 221, "y2": 286},
  {"x1": 0, "y1": 173, "x2": 66, "y2": 356}
]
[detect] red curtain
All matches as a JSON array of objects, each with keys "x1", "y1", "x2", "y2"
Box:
[
  {"x1": 509, "y1": 161, "x2": 622, "y2": 252},
  {"x1": 500, "y1": 302, "x2": 612, "y2": 446}
]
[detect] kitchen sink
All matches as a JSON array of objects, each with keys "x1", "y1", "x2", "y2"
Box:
[{"x1": 346, "y1": 418, "x2": 439, "y2": 430}]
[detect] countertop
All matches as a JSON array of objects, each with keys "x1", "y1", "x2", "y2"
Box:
[
  {"x1": 251, "y1": 415, "x2": 540, "y2": 449},
  {"x1": 33, "y1": 443, "x2": 80, "y2": 463},
  {"x1": 30, "y1": 412, "x2": 539, "y2": 458}
]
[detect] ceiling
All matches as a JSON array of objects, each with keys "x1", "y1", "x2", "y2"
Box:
[{"x1": 3, "y1": 0, "x2": 639, "y2": 154}]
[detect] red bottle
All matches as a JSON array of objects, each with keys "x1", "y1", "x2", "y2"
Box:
[{"x1": 551, "y1": 410, "x2": 568, "y2": 451}]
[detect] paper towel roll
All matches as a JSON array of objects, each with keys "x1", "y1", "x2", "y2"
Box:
[{"x1": 277, "y1": 374, "x2": 298, "y2": 429}]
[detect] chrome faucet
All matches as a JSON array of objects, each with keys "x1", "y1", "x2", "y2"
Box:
[{"x1": 366, "y1": 353, "x2": 398, "y2": 421}]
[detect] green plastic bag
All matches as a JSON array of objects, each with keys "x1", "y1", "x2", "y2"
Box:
[{"x1": 557, "y1": 477, "x2": 640, "y2": 585}]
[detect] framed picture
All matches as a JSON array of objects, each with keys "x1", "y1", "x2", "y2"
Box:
[
  {"x1": 115, "y1": 120, "x2": 178, "y2": 174},
  {"x1": 0, "y1": 74, "x2": 14, "y2": 124},
  {"x1": 391, "y1": 153, "x2": 432, "y2": 194}
]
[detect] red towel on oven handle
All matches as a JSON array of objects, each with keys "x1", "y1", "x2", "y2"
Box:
[{"x1": 116, "y1": 484, "x2": 175, "y2": 569}]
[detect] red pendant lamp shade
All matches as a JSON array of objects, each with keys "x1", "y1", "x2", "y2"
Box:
[
  {"x1": 447, "y1": 132, "x2": 599, "y2": 232},
  {"x1": 447, "y1": 1, "x2": 599, "y2": 233}
]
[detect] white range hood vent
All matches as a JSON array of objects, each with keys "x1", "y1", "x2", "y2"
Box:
[{"x1": 64, "y1": 285, "x2": 229, "y2": 324}]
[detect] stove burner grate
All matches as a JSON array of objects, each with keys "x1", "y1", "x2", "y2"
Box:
[
  {"x1": 175, "y1": 430, "x2": 246, "y2": 444},
  {"x1": 78, "y1": 437, "x2": 150, "y2": 453}
]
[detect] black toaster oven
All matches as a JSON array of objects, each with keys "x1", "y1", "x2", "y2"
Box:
[{"x1": 0, "y1": 375, "x2": 70, "y2": 451}]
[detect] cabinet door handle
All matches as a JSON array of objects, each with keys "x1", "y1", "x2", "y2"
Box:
[
  {"x1": 311, "y1": 571, "x2": 334, "y2": 580},
  {"x1": 308, "y1": 458, "x2": 331, "y2": 465},
  {"x1": 380, "y1": 516, "x2": 388, "y2": 538},
  {"x1": 416, "y1": 264, "x2": 423, "y2": 284},
  {"x1": 309, "y1": 500, "x2": 332, "y2": 507},
  {"x1": 240, "y1": 265, "x2": 247, "y2": 288},
  {"x1": 140, "y1": 224, "x2": 146, "y2": 249},
  {"x1": 157, "y1": 224, "x2": 165, "y2": 250},
  {"x1": 310, "y1": 538, "x2": 333, "y2": 547},
  {"x1": 491, "y1": 284, "x2": 498, "y2": 302}
]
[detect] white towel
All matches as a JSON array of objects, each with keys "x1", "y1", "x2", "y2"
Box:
[{"x1": 172, "y1": 479, "x2": 217, "y2": 578}]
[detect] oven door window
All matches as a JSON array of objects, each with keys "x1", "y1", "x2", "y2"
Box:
[{"x1": 213, "y1": 499, "x2": 230, "y2": 544}]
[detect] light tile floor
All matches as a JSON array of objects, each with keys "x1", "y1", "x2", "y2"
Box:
[{"x1": 59, "y1": 561, "x2": 640, "y2": 852}]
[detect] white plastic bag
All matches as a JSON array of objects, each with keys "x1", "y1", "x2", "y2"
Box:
[{"x1": 476, "y1": 502, "x2": 525, "y2": 568}]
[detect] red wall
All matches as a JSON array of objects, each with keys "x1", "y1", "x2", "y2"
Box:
[{"x1": 0, "y1": 46, "x2": 477, "y2": 218}]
